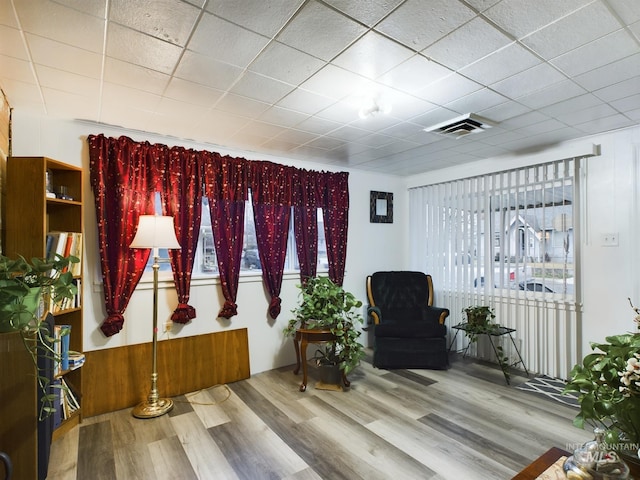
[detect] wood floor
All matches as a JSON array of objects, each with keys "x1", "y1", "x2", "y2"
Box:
[{"x1": 46, "y1": 350, "x2": 592, "y2": 480}]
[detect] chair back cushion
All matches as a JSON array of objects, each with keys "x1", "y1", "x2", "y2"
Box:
[{"x1": 368, "y1": 271, "x2": 433, "y2": 322}]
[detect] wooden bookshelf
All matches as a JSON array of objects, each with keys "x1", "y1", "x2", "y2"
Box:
[{"x1": 2, "y1": 156, "x2": 84, "y2": 479}]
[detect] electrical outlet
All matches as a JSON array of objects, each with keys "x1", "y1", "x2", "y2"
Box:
[
  {"x1": 164, "y1": 319, "x2": 173, "y2": 332},
  {"x1": 602, "y1": 233, "x2": 619, "y2": 247}
]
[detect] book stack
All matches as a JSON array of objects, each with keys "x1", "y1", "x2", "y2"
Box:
[
  {"x1": 45, "y1": 231, "x2": 83, "y2": 276},
  {"x1": 53, "y1": 378, "x2": 81, "y2": 428},
  {"x1": 68, "y1": 352, "x2": 85, "y2": 370},
  {"x1": 53, "y1": 325, "x2": 71, "y2": 375}
]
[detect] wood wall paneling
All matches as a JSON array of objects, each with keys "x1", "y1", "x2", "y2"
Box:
[{"x1": 82, "y1": 328, "x2": 250, "y2": 417}]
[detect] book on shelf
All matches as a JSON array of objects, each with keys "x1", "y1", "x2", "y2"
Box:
[
  {"x1": 68, "y1": 351, "x2": 85, "y2": 370},
  {"x1": 45, "y1": 231, "x2": 82, "y2": 275}
]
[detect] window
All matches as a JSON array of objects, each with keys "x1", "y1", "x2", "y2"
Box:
[
  {"x1": 413, "y1": 158, "x2": 576, "y2": 299},
  {"x1": 146, "y1": 195, "x2": 327, "y2": 277}
]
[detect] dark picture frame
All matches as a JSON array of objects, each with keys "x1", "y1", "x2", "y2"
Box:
[{"x1": 370, "y1": 191, "x2": 393, "y2": 223}]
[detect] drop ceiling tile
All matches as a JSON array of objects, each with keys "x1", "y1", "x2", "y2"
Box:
[
  {"x1": 445, "y1": 88, "x2": 509, "y2": 115},
  {"x1": 270, "y1": 128, "x2": 318, "y2": 145},
  {"x1": 376, "y1": 0, "x2": 475, "y2": 51},
  {"x1": 107, "y1": 23, "x2": 183, "y2": 75},
  {"x1": 294, "y1": 116, "x2": 342, "y2": 135},
  {"x1": 54, "y1": 0, "x2": 106, "y2": 17},
  {"x1": 276, "y1": 1, "x2": 367, "y2": 61},
  {"x1": 499, "y1": 111, "x2": 550, "y2": 129},
  {"x1": 477, "y1": 100, "x2": 531, "y2": 122},
  {"x1": 305, "y1": 135, "x2": 346, "y2": 150},
  {"x1": 103, "y1": 57, "x2": 171, "y2": 95},
  {"x1": 521, "y1": 2, "x2": 621, "y2": 60},
  {"x1": 258, "y1": 106, "x2": 309, "y2": 127},
  {"x1": 610, "y1": 94, "x2": 640, "y2": 113},
  {"x1": 26, "y1": 34, "x2": 102, "y2": 78},
  {"x1": 276, "y1": 88, "x2": 336, "y2": 115},
  {"x1": 350, "y1": 111, "x2": 403, "y2": 132},
  {"x1": 463, "y1": 0, "x2": 502, "y2": 12},
  {"x1": 230, "y1": 71, "x2": 295, "y2": 104},
  {"x1": 300, "y1": 64, "x2": 371, "y2": 100},
  {"x1": 353, "y1": 132, "x2": 396, "y2": 148},
  {"x1": 483, "y1": 0, "x2": 592, "y2": 39},
  {"x1": 410, "y1": 107, "x2": 461, "y2": 129},
  {"x1": 249, "y1": 41, "x2": 325, "y2": 85},
  {"x1": 109, "y1": 0, "x2": 200, "y2": 47},
  {"x1": 332, "y1": 31, "x2": 413, "y2": 80},
  {"x1": 154, "y1": 97, "x2": 209, "y2": 122},
  {"x1": 551, "y1": 29, "x2": 638, "y2": 77},
  {"x1": 539, "y1": 93, "x2": 604, "y2": 117},
  {"x1": 42, "y1": 87, "x2": 99, "y2": 120},
  {"x1": 324, "y1": 124, "x2": 371, "y2": 142},
  {"x1": 516, "y1": 118, "x2": 569, "y2": 135},
  {"x1": 188, "y1": 13, "x2": 269, "y2": 68},
  {"x1": 35, "y1": 65, "x2": 100, "y2": 98},
  {"x1": 377, "y1": 54, "x2": 452, "y2": 94},
  {"x1": 415, "y1": 73, "x2": 482, "y2": 105},
  {"x1": 213, "y1": 93, "x2": 271, "y2": 118},
  {"x1": 0, "y1": 78, "x2": 43, "y2": 112},
  {"x1": 0, "y1": 25, "x2": 28, "y2": 60},
  {"x1": 102, "y1": 81, "x2": 162, "y2": 111},
  {"x1": 207, "y1": 0, "x2": 304, "y2": 38},
  {"x1": 382, "y1": 91, "x2": 438, "y2": 120},
  {"x1": 0, "y1": 1, "x2": 18, "y2": 28},
  {"x1": 424, "y1": 17, "x2": 512, "y2": 70},
  {"x1": 14, "y1": 0, "x2": 105, "y2": 52},
  {"x1": 459, "y1": 43, "x2": 539, "y2": 85},
  {"x1": 0, "y1": 55, "x2": 35, "y2": 84},
  {"x1": 516, "y1": 79, "x2": 586, "y2": 109},
  {"x1": 593, "y1": 76, "x2": 640, "y2": 103},
  {"x1": 324, "y1": 0, "x2": 404, "y2": 26},
  {"x1": 193, "y1": 110, "x2": 251, "y2": 139},
  {"x1": 608, "y1": 0, "x2": 640, "y2": 24},
  {"x1": 490, "y1": 63, "x2": 566, "y2": 99},
  {"x1": 174, "y1": 50, "x2": 244, "y2": 90},
  {"x1": 572, "y1": 53, "x2": 640, "y2": 91},
  {"x1": 574, "y1": 113, "x2": 636, "y2": 134},
  {"x1": 625, "y1": 108, "x2": 640, "y2": 121},
  {"x1": 164, "y1": 78, "x2": 223, "y2": 106},
  {"x1": 557, "y1": 100, "x2": 613, "y2": 126}
]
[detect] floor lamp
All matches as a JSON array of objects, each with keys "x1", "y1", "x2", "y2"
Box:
[{"x1": 129, "y1": 215, "x2": 181, "y2": 419}]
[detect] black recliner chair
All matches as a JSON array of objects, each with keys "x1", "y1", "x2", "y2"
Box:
[{"x1": 366, "y1": 271, "x2": 450, "y2": 369}]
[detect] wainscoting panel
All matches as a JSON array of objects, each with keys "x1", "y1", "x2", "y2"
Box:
[
  {"x1": 83, "y1": 328, "x2": 250, "y2": 417},
  {"x1": 442, "y1": 291, "x2": 581, "y2": 379}
]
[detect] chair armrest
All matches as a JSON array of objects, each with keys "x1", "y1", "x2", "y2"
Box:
[
  {"x1": 367, "y1": 306, "x2": 382, "y2": 325},
  {"x1": 424, "y1": 306, "x2": 450, "y2": 325}
]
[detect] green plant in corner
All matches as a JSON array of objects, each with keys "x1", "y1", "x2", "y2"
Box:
[
  {"x1": 283, "y1": 276, "x2": 365, "y2": 377},
  {"x1": 0, "y1": 254, "x2": 79, "y2": 419},
  {"x1": 563, "y1": 298, "x2": 640, "y2": 455},
  {"x1": 462, "y1": 305, "x2": 510, "y2": 382}
]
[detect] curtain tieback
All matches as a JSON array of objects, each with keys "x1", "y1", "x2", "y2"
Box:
[
  {"x1": 171, "y1": 303, "x2": 196, "y2": 324},
  {"x1": 101, "y1": 313, "x2": 125, "y2": 337}
]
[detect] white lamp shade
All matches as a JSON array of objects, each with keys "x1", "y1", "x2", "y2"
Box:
[{"x1": 130, "y1": 215, "x2": 181, "y2": 249}]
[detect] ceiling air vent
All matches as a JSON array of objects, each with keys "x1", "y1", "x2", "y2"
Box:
[{"x1": 423, "y1": 113, "x2": 496, "y2": 139}]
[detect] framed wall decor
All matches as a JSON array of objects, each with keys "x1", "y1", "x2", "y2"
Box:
[{"x1": 370, "y1": 191, "x2": 393, "y2": 223}]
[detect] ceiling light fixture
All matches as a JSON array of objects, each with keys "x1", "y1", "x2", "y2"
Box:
[{"x1": 359, "y1": 96, "x2": 392, "y2": 119}]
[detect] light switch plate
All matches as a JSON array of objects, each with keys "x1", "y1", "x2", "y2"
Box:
[{"x1": 602, "y1": 233, "x2": 619, "y2": 246}]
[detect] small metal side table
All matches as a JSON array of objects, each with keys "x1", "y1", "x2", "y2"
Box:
[{"x1": 448, "y1": 323, "x2": 529, "y2": 384}]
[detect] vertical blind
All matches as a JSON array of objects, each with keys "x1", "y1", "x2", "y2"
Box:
[{"x1": 409, "y1": 157, "x2": 582, "y2": 378}]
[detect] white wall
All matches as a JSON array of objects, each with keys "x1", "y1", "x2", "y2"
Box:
[
  {"x1": 404, "y1": 125, "x2": 640, "y2": 361},
  {"x1": 10, "y1": 112, "x2": 406, "y2": 374}
]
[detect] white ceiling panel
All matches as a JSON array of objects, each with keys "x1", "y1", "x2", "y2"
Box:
[{"x1": 1, "y1": 0, "x2": 638, "y2": 176}]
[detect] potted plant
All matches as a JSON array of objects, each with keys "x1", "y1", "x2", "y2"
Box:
[
  {"x1": 284, "y1": 276, "x2": 365, "y2": 383},
  {"x1": 461, "y1": 305, "x2": 510, "y2": 381},
  {"x1": 0, "y1": 253, "x2": 79, "y2": 418},
  {"x1": 563, "y1": 298, "x2": 640, "y2": 461}
]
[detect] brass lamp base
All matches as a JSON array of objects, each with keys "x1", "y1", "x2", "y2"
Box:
[{"x1": 132, "y1": 398, "x2": 174, "y2": 419}]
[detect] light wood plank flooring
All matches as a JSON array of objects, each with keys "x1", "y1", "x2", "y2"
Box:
[{"x1": 47, "y1": 351, "x2": 592, "y2": 479}]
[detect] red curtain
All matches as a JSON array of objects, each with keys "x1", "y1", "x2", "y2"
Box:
[
  {"x1": 293, "y1": 169, "x2": 321, "y2": 283},
  {"x1": 160, "y1": 147, "x2": 202, "y2": 324},
  {"x1": 322, "y1": 172, "x2": 350, "y2": 285},
  {"x1": 250, "y1": 162, "x2": 293, "y2": 319},
  {"x1": 88, "y1": 134, "x2": 350, "y2": 333},
  {"x1": 202, "y1": 153, "x2": 248, "y2": 319},
  {"x1": 88, "y1": 135, "x2": 157, "y2": 336}
]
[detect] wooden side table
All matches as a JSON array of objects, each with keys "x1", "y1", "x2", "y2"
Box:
[{"x1": 293, "y1": 328, "x2": 350, "y2": 392}]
